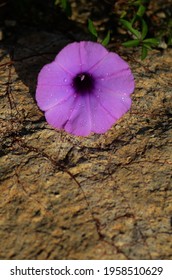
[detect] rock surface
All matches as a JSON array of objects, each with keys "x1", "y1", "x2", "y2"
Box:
[{"x1": 0, "y1": 29, "x2": 172, "y2": 260}]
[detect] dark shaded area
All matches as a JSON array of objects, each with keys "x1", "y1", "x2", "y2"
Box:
[
  {"x1": 0, "y1": 0, "x2": 113, "y2": 38},
  {"x1": 73, "y1": 72, "x2": 95, "y2": 94},
  {"x1": 0, "y1": 1, "x2": 89, "y2": 96},
  {"x1": 1, "y1": 0, "x2": 66, "y2": 31}
]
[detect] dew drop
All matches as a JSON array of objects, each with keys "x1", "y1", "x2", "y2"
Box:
[{"x1": 63, "y1": 78, "x2": 68, "y2": 83}]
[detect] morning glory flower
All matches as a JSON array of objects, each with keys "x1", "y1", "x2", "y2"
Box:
[{"x1": 36, "y1": 41, "x2": 134, "y2": 136}]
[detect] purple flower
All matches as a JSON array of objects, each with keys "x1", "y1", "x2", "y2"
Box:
[{"x1": 36, "y1": 41, "x2": 134, "y2": 136}]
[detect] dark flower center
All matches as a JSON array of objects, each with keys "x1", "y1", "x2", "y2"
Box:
[{"x1": 73, "y1": 72, "x2": 94, "y2": 94}]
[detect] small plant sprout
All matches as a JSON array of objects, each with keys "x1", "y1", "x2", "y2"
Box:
[
  {"x1": 88, "y1": 19, "x2": 111, "y2": 46},
  {"x1": 120, "y1": 1, "x2": 159, "y2": 59}
]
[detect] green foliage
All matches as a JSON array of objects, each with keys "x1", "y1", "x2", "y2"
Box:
[
  {"x1": 120, "y1": 19, "x2": 141, "y2": 38},
  {"x1": 120, "y1": 1, "x2": 159, "y2": 60},
  {"x1": 136, "y1": 5, "x2": 146, "y2": 17},
  {"x1": 102, "y1": 31, "x2": 111, "y2": 46},
  {"x1": 167, "y1": 19, "x2": 172, "y2": 46},
  {"x1": 88, "y1": 19, "x2": 111, "y2": 46},
  {"x1": 141, "y1": 45, "x2": 148, "y2": 60},
  {"x1": 55, "y1": 0, "x2": 71, "y2": 17},
  {"x1": 157, "y1": 18, "x2": 172, "y2": 47},
  {"x1": 122, "y1": 39, "x2": 140, "y2": 47},
  {"x1": 88, "y1": 19, "x2": 98, "y2": 40}
]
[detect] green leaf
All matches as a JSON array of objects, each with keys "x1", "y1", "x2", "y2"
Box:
[
  {"x1": 88, "y1": 19, "x2": 98, "y2": 38},
  {"x1": 143, "y1": 43, "x2": 152, "y2": 50},
  {"x1": 122, "y1": 39, "x2": 140, "y2": 47},
  {"x1": 141, "y1": 45, "x2": 148, "y2": 60},
  {"x1": 133, "y1": 0, "x2": 149, "y2": 6},
  {"x1": 125, "y1": 1, "x2": 149, "y2": 26},
  {"x1": 167, "y1": 35, "x2": 172, "y2": 46},
  {"x1": 120, "y1": 11, "x2": 127, "y2": 19},
  {"x1": 56, "y1": 0, "x2": 72, "y2": 17},
  {"x1": 136, "y1": 5, "x2": 146, "y2": 17},
  {"x1": 131, "y1": 14, "x2": 138, "y2": 26},
  {"x1": 143, "y1": 38, "x2": 159, "y2": 46},
  {"x1": 63, "y1": 0, "x2": 72, "y2": 17},
  {"x1": 102, "y1": 31, "x2": 110, "y2": 46},
  {"x1": 141, "y1": 19, "x2": 148, "y2": 39},
  {"x1": 120, "y1": 19, "x2": 141, "y2": 38}
]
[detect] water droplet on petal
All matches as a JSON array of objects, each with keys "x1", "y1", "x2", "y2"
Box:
[{"x1": 64, "y1": 78, "x2": 68, "y2": 83}]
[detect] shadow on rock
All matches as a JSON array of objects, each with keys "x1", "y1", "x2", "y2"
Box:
[
  {"x1": 9, "y1": 25, "x2": 90, "y2": 98},
  {"x1": 12, "y1": 30, "x2": 70, "y2": 97}
]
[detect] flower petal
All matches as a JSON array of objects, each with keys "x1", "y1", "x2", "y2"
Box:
[
  {"x1": 93, "y1": 87, "x2": 132, "y2": 120},
  {"x1": 64, "y1": 94, "x2": 92, "y2": 136},
  {"x1": 37, "y1": 61, "x2": 72, "y2": 86},
  {"x1": 45, "y1": 95, "x2": 77, "y2": 130},
  {"x1": 96, "y1": 70, "x2": 135, "y2": 96},
  {"x1": 36, "y1": 84, "x2": 74, "y2": 111},
  {"x1": 90, "y1": 52, "x2": 132, "y2": 81},
  {"x1": 89, "y1": 94, "x2": 116, "y2": 134},
  {"x1": 55, "y1": 41, "x2": 108, "y2": 74},
  {"x1": 79, "y1": 41, "x2": 108, "y2": 72},
  {"x1": 55, "y1": 42, "x2": 82, "y2": 75}
]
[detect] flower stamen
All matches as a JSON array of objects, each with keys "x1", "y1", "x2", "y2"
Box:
[{"x1": 73, "y1": 72, "x2": 94, "y2": 94}]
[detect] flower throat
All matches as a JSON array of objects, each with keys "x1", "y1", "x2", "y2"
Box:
[{"x1": 73, "y1": 73, "x2": 94, "y2": 94}]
